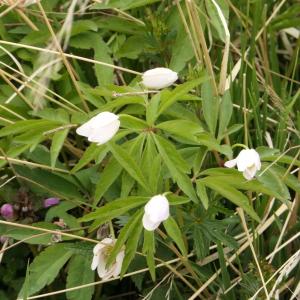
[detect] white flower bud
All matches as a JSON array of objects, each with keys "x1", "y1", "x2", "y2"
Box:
[
  {"x1": 76, "y1": 112, "x2": 120, "y2": 145},
  {"x1": 224, "y1": 149, "x2": 261, "y2": 180},
  {"x1": 142, "y1": 195, "x2": 170, "y2": 231},
  {"x1": 142, "y1": 67, "x2": 178, "y2": 89}
]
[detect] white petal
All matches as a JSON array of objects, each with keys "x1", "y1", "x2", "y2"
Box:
[
  {"x1": 112, "y1": 250, "x2": 125, "y2": 278},
  {"x1": 236, "y1": 149, "x2": 250, "y2": 171},
  {"x1": 143, "y1": 213, "x2": 161, "y2": 231},
  {"x1": 93, "y1": 242, "x2": 106, "y2": 255},
  {"x1": 91, "y1": 254, "x2": 99, "y2": 270},
  {"x1": 236, "y1": 149, "x2": 261, "y2": 172},
  {"x1": 243, "y1": 169, "x2": 254, "y2": 180},
  {"x1": 224, "y1": 159, "x2": 237, "y2": 168},
  {"x1": 100, "y1": 237, "x2": 114, "y2": 247},
  {"x1": 251, "y1": 150, "x2": 261, "y2": 170},
  {"x1": 88, "y1": 120, "x2": 120, "y2": 145},
  {"x1": 97, "y1": 252, "x2": 108, "y2": 279},
  {"x1": 142, "y1": 68, "x2": 178, "y2": 89},
  {"x1": 101, "y1": 265, "x2": 115, "y2": 280},
  {"x1": 245, "y1": 164, "x2": 257, "y2": 179},
  {"x1": 144, "y1": 195, "x2": 169, "y2": 223},
  {"x1": 76, "y1": 112, "x2": 120, "y2": 144},
  {"x1": 90, "y1": 112, "x2": 119, "y2": 128},
  {"x1": 76, "y1": 121, "x2": 93, "y2": 137}
]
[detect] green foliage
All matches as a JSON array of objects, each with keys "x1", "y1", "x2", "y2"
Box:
[
  {"x1": 66, "y1": 255, "x2": 95, "y2": 300},
  {"x1": 18, "y1": 244, "x2": 73, "y2": 297},
  {"x1": 0, "y1": 0, "x2": 299, "y2": 299}
]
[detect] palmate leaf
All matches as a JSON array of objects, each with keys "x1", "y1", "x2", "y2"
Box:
[
  {"x1": 66, "y1": 255, "x2": 95, "y2": 300},
  {"x1": 18, "y1": 244, "x2": 73, "y2": 297}
]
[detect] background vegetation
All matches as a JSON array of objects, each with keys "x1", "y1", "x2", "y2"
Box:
[{"x1": 0, "y1": 0, "x2": 299, "y2": 299}]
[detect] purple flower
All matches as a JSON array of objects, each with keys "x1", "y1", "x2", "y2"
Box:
[
  {"x1": 0, "y1": 203, "x2": 14, "y2": 220},
  {"x1": 44, "y1": 197, "x2": 60, "y2": 208},
  {"x1": 0, "y1": 236, "x2": 8, "y2": 244}
]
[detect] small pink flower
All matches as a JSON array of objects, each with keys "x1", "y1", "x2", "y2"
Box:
[
  {"x1": 0, "y1": 203, "x2": 14, "y2": 220},
  {"x1": 44, "y1": 198, "x2": 60, "y2": 208}
]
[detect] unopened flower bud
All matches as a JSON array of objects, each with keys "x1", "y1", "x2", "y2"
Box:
[
  {"x1": 44, "y1": 198, "x2": 60, "y2": 208},
  {"x1": 142, "y1": 67, "x2": 178, "y2": 89},
  {"x1": 76, "y1": 112, "x2": 120, "y2": 145},
  {"x1": 0, "y1": 236, "x2": 8, "y2": 244},
  {"x1": 1, "y1": 203, "x2": 14, "y2": 220}
]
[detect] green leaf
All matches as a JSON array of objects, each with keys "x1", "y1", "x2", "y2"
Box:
[
  {"x1": 158, "y1": 77, "x2": 208, "y2": 117},
  {"x1": 50, "y1": 129, "x2": 69, "y2": 168},
  {"x1": 22, "y1": 262, "x2": 30, "y2": 300},
  {"x1": 107, "y1": 209, "x2": 143, "y2": 267},
  {"x1": 196, "y1": 132, "x2": 232, "y2": 157},
  {"x1": 201, "y1": 80, "x2": 219, "y2": 135},
  {"x1": 0, "y1": 120, "x2": 60, "y2": 137},
  {"x1": 218, "y1": 90, "x2": 232, "y2": 139},
  {"x1": 92, "y1": 0, "x2": 161, "y2": 10},
  {"x1": 153, "y1": 134, "x2": 198, "y2": 203},
  {"x1": 196, "y1": 181, "x2": 209, "y2": 209},
  {"x1": 217, "y1": 241, "x2": 235, "y2": 300},
  {"x1": 169, "y1": 29, "x2": 194, "y2": 72},
  {"x1": 0, "y1": 222, "x2": 66, "y2": 245},
  {"x1": 146, "y1": 92, "x2": 161, "y2": 126},
  {"x1": 66, "y1": 255, "x2": 95, "y2": 300},
  {"x1": 94, "y1": 38, "x2": 114, "y2": 86},
  {"x1": 205, "y1": 0, "x2": 229, "y2": 42},
  {"x1": 119, "y1": 114, "x2": 148, "y2": 131},
  {"x1": 18, "y1": 244, "x2": 73, "y2": 297},
  {"x1": 274, "y1": 166, "x2": 300, "y2": 194},
  {"x1": 80, "y1": 196, "x2": 149, "y2": 223},
  {"x1": 108, "y1": 142, "x2": 150, "y2": 192},
  {"x1": 120, "y1": 211, "x2": 144, "y2": 276},
  {"x1": 166, "y1": 194, "x2": 191, "y2": 205},
  {"x1": 71, "y1": 20, "x2": 98, "y2": 36},
  {"x1": 200, "y1": 168, "x2": 287, "y2": 201},
  {"x1": 153, "y1": 134, "x2": 190, "y2": 173},
  {"x1": 14, "y1": 166, "x2": 82, "y2": 200},
  {"x1": 93, "y1": 157, "x2": 122, "y2": 205},
  {"x1": 163, "y1": 217, "x2": 187, "y2": 256},
  {"x1": 142, "y1": 230, "x2": 156, "y2": 281},
  {"x1": 200, "y1": 177, "x2": 260, "y2": 222},
  {"x1": 71, "y1": 144, "x2": 108, "y2": 173},
  {"x1": 0, "y1": 143, "x2": 30, "y2": 168},
  {"x1": 257, "y1": 164, "x2": 290, "y2": 201},
  {"x1": 141, "y1": 135, "x2": 160, "y2": 194},
  {"x1": 156, "y1": 119, "x2": 203, "y2": 141}
]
